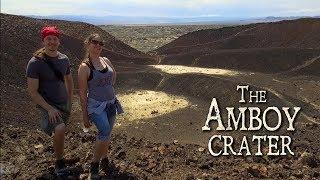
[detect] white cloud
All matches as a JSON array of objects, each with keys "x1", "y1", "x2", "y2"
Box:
[{"x1": 1, "y1": 0, "x2": 109, "y2": 16}]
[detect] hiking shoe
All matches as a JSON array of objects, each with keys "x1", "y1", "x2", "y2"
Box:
[
  {"x1": 100, "y1": 157, "x2": 110, "y2": 172},
  {"x1": 101, "y1": 158, "x2": 119, "y2": 176},
  {"x1": 88, "y1": 173, "x2": 102, "y2": 180},
  {"x1": 89, "y1": 162, "x2": 101, "y2": 180},
  {"x1": 55, "y1": 158, "x2": 69, "y2": 176}
]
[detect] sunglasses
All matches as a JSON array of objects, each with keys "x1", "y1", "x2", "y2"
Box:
[{"x1": 90, "y1": 40, "x2": 105, "y2": 46}]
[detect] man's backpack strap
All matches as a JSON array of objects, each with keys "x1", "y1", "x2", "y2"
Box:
[{"x1": 38, "y1": 55, "x2": 65, "y2": 83}]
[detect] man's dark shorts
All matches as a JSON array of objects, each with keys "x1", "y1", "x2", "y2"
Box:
[{"x1": 37, "y1": 102, "x2": 71, "y2": 136}]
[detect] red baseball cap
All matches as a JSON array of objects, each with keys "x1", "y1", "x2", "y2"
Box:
[{"x1": 41, "y1": 26, "x2": 60, "y2": 40}]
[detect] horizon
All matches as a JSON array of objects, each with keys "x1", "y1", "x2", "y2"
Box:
[
  {"x1": 2, "y1": 12, "x2": 319, "y2": 26},
  {"x1": 1, "y1": 0, "x2": 320, "y2": 18}
]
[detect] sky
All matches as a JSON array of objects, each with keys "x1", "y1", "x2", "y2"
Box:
[{"x1": 1, "y1": 0, "x2": 320, "y2": 18}]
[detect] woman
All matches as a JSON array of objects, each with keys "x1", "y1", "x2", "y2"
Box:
[{"x1": 78, "y1": 33, "x2": 123, "y2": 178}]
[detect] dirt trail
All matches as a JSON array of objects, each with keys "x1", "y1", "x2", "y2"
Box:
[{"x1": 279, "y1": 55, "x2": 320, "y2": 74}]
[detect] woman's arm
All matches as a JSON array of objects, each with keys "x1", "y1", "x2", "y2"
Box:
[{"x1": 77, "y1": 63, "x2": 91, "y2": 127}]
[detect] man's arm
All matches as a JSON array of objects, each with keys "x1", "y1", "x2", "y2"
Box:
[
  {"x1": 27, "y1": 77, "x2": 53, "y2": 111},
  {"x1": 64, "y1": 74, "x2": 74, "y2": 104},
  {"x1": 27, "y1": 77, "x2": 61, "y2": 123}
]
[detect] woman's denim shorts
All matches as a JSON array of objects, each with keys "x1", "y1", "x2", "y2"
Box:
[{"x1": 88, "y1": 103, "x2": 117, "y2": 141}]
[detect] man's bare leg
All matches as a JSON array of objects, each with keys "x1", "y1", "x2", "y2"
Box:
[{"x1": 54, "y1": 123, "x2": 66, "y2": 160}]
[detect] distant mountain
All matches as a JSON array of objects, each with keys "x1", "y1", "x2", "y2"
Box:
[
  {"x1": 153, "y1": 18, "x2": 320, "y2": 74},
  {"x1": 27, "y1": 14, "x2": 320, "y2": 25}
]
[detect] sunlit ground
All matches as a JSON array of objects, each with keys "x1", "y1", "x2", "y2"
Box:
[
  {"x1": 116, "y1": 90, "x2": 189, "y2": 124},
  {"x1": 149, "y1": 65, "x2": 243, "y2": 76},
  {"x1": 73, "y1": 90, "x2": 190, "y2": 129}
]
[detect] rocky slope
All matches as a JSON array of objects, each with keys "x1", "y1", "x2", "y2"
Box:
[{"x1": 153, "y1": 18, "x2": 320, "y2": 75}]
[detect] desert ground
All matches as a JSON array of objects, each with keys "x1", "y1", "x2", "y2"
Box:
[
  {"x1": 1, "y1": 14, "x2": 319, "y2": 179},
  {"x1": 100, "y1": 25, "x2": 224, "y2": 52}
]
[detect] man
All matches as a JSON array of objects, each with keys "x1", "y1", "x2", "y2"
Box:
[{"x1": 26, "y1": 26, "x2": 74, "y2": 175}]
